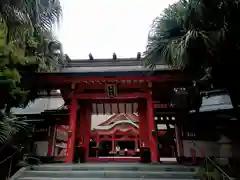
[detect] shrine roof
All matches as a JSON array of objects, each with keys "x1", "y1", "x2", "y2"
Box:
[
  {"x1": 52, "y1": 56, "x2": 178, "y2": 77},
  {"x1": 64, "y1": 57, "x2": 160, "y2": 68},
  {"x1": 11, "y1": 97, "x2": 64, "y2": 115},
  {"x1": 199, "y1": 94, "x2": 233, "y2": 112}
]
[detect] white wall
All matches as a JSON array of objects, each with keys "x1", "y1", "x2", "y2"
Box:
[
  {"x1": 91, "y1": 115, "x2": 112, "y2": 129},
  {"x1": 34, "y1": 141, "x2": 49, "y2": 156}
]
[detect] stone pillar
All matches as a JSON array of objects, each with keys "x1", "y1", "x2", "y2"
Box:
[{"x1": 216, "y1": 135, "x2": 232, "y2": 166}]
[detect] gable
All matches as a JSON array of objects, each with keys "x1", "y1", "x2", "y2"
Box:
[
  {"x1": 99, "y1": 113, "x2": 139, "y2": 126},
  {"x1": 94, "y1": 120, "x2": 138, "y2": 131},
  {"x1": 94, "y1": 124, "x2": 139, "y2": 135}
]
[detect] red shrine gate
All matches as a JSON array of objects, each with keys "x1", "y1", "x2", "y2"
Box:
[
  {"x1": 65, "y1": 81, "x2": 159, "y2": 163},
  {"x1": 34, "y1": 56, "x2": 187, "y2": 163}
]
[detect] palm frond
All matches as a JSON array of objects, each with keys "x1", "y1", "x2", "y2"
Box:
[
  {"x1": 31, "y1": 0, "x2": 62, "y2": 32},
  {"x1": 143, "y1": 0, "x2": 228, "y2": 71},
  {"x1": 0, "y1": 115, "x2": 28, "y2": 143}
]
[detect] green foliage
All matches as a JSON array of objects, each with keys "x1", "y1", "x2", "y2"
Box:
[
  {"x1": 0, "y1": 23, "x2": 37, "y2": 110},
  {"x1": 144, "y1": 0, "x2": 236, "y2": 74},
  {"x1": 0, "y1": 0, "x2": 63, "y2": 142},
  {"x1": 0, "y1": 115, "x2": 28, "y2": 143},
  {"x1": 0, "y1": 0, "x2": 63, "y2": 109},
  {"x1": 144, "y1": 0, "x2": 240, "y2": 110}
]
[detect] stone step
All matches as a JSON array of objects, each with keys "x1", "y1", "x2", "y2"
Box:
[
  {"x1": 19, "y1": 178, "x2": 198, "y2": 180},
  {"x1": 22, "y1": 170, "x2": 198, "y2": 179},
  {"x1": 32, "y1": 163, "x2": 196, "y2": 172}
]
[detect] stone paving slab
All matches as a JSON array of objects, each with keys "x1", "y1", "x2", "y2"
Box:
[
  {"x1": 19, "y1": 178, "x2": 198, "y2": 180},
  {"x1": 15, "y1": 163, "x2": 200, "y2": 180},
  {"x1": 22, "y1": 170, "x2": 198, "y2": 179},
  {"x1": 33, "y1": 163, "x2": 196, "y2": 172}
]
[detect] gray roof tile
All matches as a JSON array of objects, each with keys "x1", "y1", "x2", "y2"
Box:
[
  {"x1": 11, "y1": 97, "x2": 64, "y2": 115},
  {"x1": 200, "y1": 94, "x2": 233, "y2": 112},
  {"x1": 61, "y1": 58, "x2": 173, "y2": 73}
]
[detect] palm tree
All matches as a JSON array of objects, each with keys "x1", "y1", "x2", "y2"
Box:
[
  {"x1": 0, "y1": 115, "x2": 28, "y2": 143},
  {"x1": 0, "y1": 0, "x2": 62, "y2": 42},
  {"x1": 144, "y1": 0, "x2": 240, "y2": 110},
  {"x1": 0, "y1": 0, "x2": 63, "y2": 143},
  {"x1": 27, "y1": 0, "x2": 62, "y2": 32}
]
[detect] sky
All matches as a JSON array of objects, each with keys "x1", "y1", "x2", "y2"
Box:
[{"x1": 57, "y1": 0, "x2": 177, "y2": 59}]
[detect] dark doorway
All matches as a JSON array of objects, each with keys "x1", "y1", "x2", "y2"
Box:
[
  {"x1": 88, "y1": 139, "x2": 97, "y2": 157},
  {"x1": 157, "y1": 128, "x2": 176, "y2": 157},
  {"x1": 117, "y1": 141, "x2": 135, "y2": 150},
  {"x1": 98, "y1": 141, "x2": 112, "y2": 156}
]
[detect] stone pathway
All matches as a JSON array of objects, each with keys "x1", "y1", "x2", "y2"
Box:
[{"x1": 13, "y1": 163, "x2": 200, "y2": 180}]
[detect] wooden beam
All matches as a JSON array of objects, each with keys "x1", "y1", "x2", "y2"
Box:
[
  {"x1": 39, "y1": 75, "x2": 172, "y2": 85},
  {"x1": 63, "y1": 75, "x2": 171, "y2": 82},
  {"x1": 89, "y1": 99, "x2": 141, "y2": 103},
  {"x1": 74, "y1": 83, "x2": 149, "y2": 91},
  {"x1": 95, "y1": 103, "x2": 99, "y2": 115},
  {"x1": 102, "y1": 103, "x2": 105, "y2": 114},
  {"x1": 117, "y1": 103, "x2": 120, "y2": 113},
  {"x1": 69, "y1": 92, "x2": 150, "y2": 100},
  {"x1": 110, "y1": 103, "x2": 113, "y2": 114}
]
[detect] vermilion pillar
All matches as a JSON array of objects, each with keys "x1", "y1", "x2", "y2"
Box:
[
  {"x1": 135, "y1": 138, "x2": 138, "y2": 150},
  {"x1": 65, "y1": 98, "x2": 77, "y2": 163},
  {"x1": 79, "y1": 102, "x2": 91, "y2": 160},
  {"x1": 96, "y1": 134, "x2": 99, "y2": 148},
  {"x1": 96, "y1": 134, "x2": 100, "y2": 148},
  {"x1": 138, "y1": 100, "x2": 149, "y2": 147},
  {"x1": 147, "y1": 95, "x2": 159, "y2": 163},
  {"x1": 85, "y1": 103, "x2": 92, "y2": 159},
  {"x1": 79, "y1": 103, "x2": 86, "y2": 146},
  {"x1": 111, "y1": 135, "x2": 115, "y2": 153}
]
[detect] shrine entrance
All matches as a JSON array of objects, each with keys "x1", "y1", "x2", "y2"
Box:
[
  {"x1": 89, "y1": 105, "x2": 140, "y2": 161},
  {"x1": 65, "y1": 92, "x2": 159, "y2": 163},
  {"x1": 34, "y1": 56, "x2": 187, "y2": 163}
]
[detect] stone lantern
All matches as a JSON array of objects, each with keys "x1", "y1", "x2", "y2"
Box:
[{"x1": 216, "y1": 135, "x2": 232, "y2": 166}]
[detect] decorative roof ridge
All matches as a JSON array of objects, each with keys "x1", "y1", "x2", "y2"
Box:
[
  {"x1": 69, "y1": 57, "x2": 140, "y2": 62},
  {"x1": 97, "y1": 113, "x2": 119, "y2": 126},
  {"x1": 94, "y1": 120, "x2": 138, "y2": 130},
  {"x1": 98, "y1": 113, "x2": 138, "y2": 126},
  {"x1": 62, "y1": 55, "x2": 166, "y2": 68}
]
